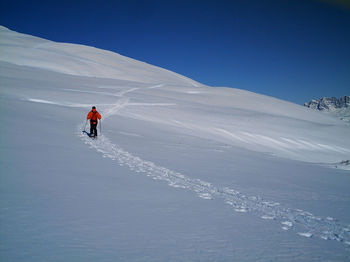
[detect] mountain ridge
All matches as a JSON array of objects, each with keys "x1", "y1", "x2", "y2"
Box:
[
  {"x1": 304, "y1": 96, "x2": 350, "y2": 122},
  {"x1": 0, "y1": 25, "x2": 201, "y2": 86},
  {"x1": 304, "y1": 96, "x2": 349, "y2": 111}
]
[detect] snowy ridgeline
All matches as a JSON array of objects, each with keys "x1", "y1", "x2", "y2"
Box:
[
  {"x1": 304, "y1": 96, "x2": 350, "y2": 122},
  {"x1": 0, "y1": 26, "x2": 199, "y2": 86},
  {"x1": 1, "y1": 26, "x2": 350, "y2": 261}
]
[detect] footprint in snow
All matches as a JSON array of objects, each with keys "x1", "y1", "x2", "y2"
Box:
[
  {"x1": 298, "y1": 232, "x2": 313, "y2": 238},
  {"x1": 281, "y1": 221, "x2": 293, "y2": 231}
]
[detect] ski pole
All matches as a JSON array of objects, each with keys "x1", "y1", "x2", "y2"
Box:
[
  {"x1": 99, "y1": 119, "x2": 102, "y2": 135},
  {"x1": 83, "y1": 119, "x2": 87, "y2": 132}
]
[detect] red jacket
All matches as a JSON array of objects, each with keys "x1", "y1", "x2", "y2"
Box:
[{"x1": 87, "y1": 110, "x2": 101, "y2": 123}]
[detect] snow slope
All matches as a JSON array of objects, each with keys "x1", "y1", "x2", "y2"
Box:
[
  {"x1": 1, "y1": 26, "x2": 350, "y2": 261},
  {"x1": 0, "y1": 26, "x2": 199, "y2": 86}
]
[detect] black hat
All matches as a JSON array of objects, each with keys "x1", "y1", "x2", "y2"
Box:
[{"x1": 92, "y1": 106, "x2": 96, "y2": 109}]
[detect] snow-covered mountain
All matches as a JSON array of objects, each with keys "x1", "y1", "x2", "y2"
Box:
[
  {"x1": 304, "y1": 96, "x2": 350, "y2": 122},
  {"x1": 0, "y1": 25, "x2": 199, "y2": 86},
  {"x1": 1, "y1": 26, "x2": 350, "y2": 261},
  {"x1": 304, "y1": 96, "x2": 349, "y2": 111}
]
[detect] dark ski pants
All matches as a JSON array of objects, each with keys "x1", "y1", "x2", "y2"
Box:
[{"x1": 90, "y1": 122, "x2": 98, "y2": 137}]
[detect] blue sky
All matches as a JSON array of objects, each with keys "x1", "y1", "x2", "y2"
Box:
[{"x1": 1, "y1": 0, "x2": 349, "y2": 104}]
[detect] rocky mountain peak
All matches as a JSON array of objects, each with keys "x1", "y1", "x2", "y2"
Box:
[{"x1": 304, "y1": 96, "x2": 349, "y2": 111}]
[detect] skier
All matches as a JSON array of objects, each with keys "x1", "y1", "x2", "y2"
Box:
[{"x1": 87, "y1": 106, "x2": 101, "y2": 138}]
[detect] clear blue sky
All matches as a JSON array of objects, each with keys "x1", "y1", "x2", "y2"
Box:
[{"x1": 1, "y1": 0, "x2": 349, "y2": 104}]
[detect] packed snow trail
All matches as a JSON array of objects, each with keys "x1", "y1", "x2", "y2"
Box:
[
  {"x1": 77, "y1": 86, "x2": 350, "y2": 250},
  {"x1": 78, "y1": 130, "x2": 350, "y2": 250}
]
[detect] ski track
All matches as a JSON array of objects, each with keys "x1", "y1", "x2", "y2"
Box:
[
  {"x1": 78, "y1": 129, "x2": 350, "y2": 250},
  {"x1": 77, "y1": 86, "x2": 349, "y2": 250}
]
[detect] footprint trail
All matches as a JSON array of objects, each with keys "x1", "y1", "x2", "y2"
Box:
[{"x1": 78, "y1": 130, "x2": 350, "y2": 250}]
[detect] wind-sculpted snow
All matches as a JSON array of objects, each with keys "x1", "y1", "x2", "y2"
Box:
[{"x1": 78, "y1": 130, "x2": 350, "y2": 249}]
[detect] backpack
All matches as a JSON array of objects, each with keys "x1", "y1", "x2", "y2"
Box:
[{"x1": 90, "y1": 111, "x2": 98, "y2": 125}]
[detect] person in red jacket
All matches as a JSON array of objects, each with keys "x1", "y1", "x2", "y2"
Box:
[{"x1": 87, "y1": 106, "x2": 101, "y2": 137}]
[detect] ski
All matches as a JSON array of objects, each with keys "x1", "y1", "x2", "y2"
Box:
[{"x1": 82, "y1": 130, "x2": 96, "y2": 138}]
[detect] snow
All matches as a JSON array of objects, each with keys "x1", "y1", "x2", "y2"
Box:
[
  {"x1": 0, "y1": 26, "x2": 200, "y2": 86},
  {"x1": 298, "y1": 232, "x2": 313, "y2": 238},
  {"x1": 1, "y1": 26, "x2": 350, "y2": 261}
]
